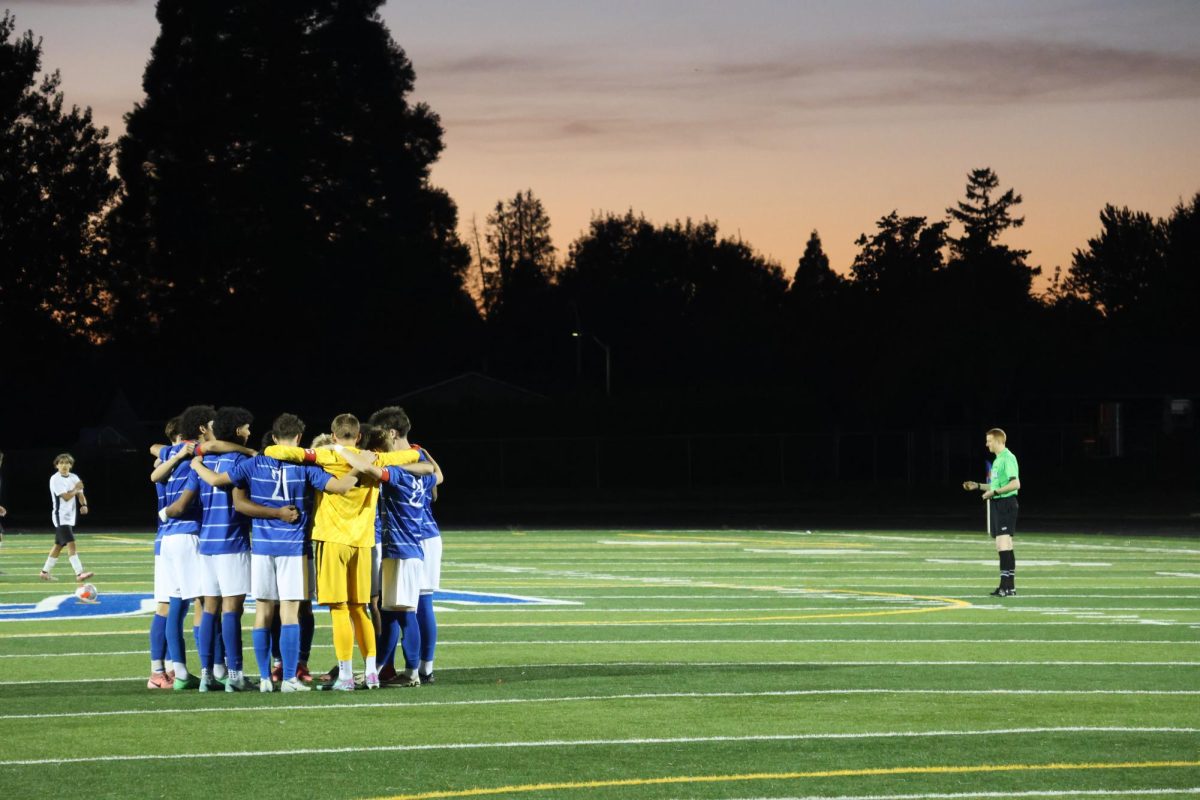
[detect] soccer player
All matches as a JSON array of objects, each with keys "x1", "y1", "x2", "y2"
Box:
[
  {"x1": 366, "y1": 406, "x2": 444, "y2": 685},
  {"x1": 963, "y1": 427, "x2": 1021, "y2": 597},
  {"x1": 154, "y1": 404, "x2": 214, "y2": 690},
  {"x1": 191, "y1": 406, "x2": 257, "y2": 692},
  {"x1": 265, "y1": 413, "x2": 432, "y2": 690},
  {"x1": 146, "y1": 417, "x2": 189, "y2": 689},
  {"x1": 40, "y1": 453, "x2": 94, "y2": 582},
  {"x1": 191, "y1": 413, "x2": 360, "y2": 692}
]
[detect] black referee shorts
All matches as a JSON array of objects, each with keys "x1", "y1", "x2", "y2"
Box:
[
  {"x1": 54, "y1": 525, "x2": 76, "y2": 546},
  {"x1": 989, "y1": 497, "x2": 1018, "y2": 538}
]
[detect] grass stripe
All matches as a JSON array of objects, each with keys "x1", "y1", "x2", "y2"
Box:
[{"x1": 1, "y1": 729, "x2": 1194, "y2": 767}]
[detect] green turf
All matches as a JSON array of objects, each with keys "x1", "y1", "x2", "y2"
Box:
[{"x1": 0, "y1": 528, "x2": 1197, "y2": 800}]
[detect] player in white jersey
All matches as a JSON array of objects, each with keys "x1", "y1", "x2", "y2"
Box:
[{"x1": 40, "y1": 453, "x2": 94, "y2": 582}]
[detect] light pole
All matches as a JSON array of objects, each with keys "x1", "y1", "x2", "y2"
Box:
[{"x1": 571, "y1": 331, "x2": 611, "y2": 396}]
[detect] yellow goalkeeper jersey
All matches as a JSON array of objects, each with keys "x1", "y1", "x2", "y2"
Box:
[{"x1": 263, "y1": 445, "x2": 421, "y2": 548}]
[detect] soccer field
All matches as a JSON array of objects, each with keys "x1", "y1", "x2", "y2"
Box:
[{"x1": 1, "y1": 528, "x2": 1197, "y2": 800}]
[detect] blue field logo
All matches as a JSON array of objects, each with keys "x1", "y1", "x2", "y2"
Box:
[{"x1": 0, "y1": 589, "x2": 578, "y2": 621}]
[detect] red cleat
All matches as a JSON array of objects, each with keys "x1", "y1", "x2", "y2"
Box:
[
  {"x1": 295, "y1": 664, "x2": 313, "y2": 684},
  {"x1": 378, "y1": 663, "x2": 397, "y2": 684},
  {"x1": 146, "y1": 672, "x2": 172, "y2": 690}
]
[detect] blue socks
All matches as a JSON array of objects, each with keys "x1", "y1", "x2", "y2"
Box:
[
  {"x1": 400, "y1": 611, "x2": 420, "y2": 671},
  {"x1": 380, "y1": 611, "x2": 401, "y2": 668},
  {"x1": 149, "y1": 613, "x2": 167, "y2": 662},
  {"x1": 417, "y1": 593, "x2": 437, "y2": 663},
  {"x1": 221, "y1": 612, "x2": 242, "y2": 672},
  {"x1": 252, "y1": 628, "x2": 272, "y2": 680},
  {"x1": 166, "y1": 597, "x2": 190, "y2": 666},
  {"x1": 198, "y1": 611, "x2": 216, "y2": 671},
  {"x1": 280, "y1": 624, "x2": 300, "y2": 681}
]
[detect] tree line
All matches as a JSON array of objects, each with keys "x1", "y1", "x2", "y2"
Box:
[{"x1": 1, "y1": 5, "x2": 1197, "y2": 442}]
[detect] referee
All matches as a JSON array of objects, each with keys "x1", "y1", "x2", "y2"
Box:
[{"x1": 963, "y1": 428, "x2": 1020, "y2": 597}]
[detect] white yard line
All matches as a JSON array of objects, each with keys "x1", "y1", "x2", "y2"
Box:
[
  {"x1": 1, "y1": 726, "x2": 1195, "y2": 766},
  {"x1": 4, "y1": 689, "x2": 1198, "y2": 722}
]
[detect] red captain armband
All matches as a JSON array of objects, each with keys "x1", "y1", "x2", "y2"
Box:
[
  {"x1": 302, "y1": 449, "x2": 317, "y2": 464},
  {"x1": 193, "y1": 442, "x2": 205, "y2": 457},
  {"x1": 380, "y1": 468, "x2": 392, "y2": 483}
]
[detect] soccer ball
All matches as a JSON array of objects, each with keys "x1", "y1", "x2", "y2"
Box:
[{"x1": 75, "y1": 583, "x2": 99, "y2": 603}]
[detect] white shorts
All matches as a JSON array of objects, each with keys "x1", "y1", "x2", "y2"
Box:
[
  {"x1": 381, "y1": 557, "x2": 423, "y2": 610},
  {"x1": 419, "y1": 536, "x2": 442, "y2": 593},
  {"x1": 200, "y1": 551, "x2": 251, "y2": 597},
  {"x1": 251, "y1": 554, "x2": 308, "y2": 602},
  {"x1": 370, "y1": 543, "x2": 382, "y2": 597},
  {"x1": 160, "y1": 534, "x2": 204, "y2": 601},
  {"x1": 153, "y1": 554, "x2": 181, "y2": 604}
]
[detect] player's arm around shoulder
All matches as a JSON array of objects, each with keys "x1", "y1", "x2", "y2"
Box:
[
  {"x1": 190, "y1": 456, "x2": 233, "y2": 487},
  {"x1": 265, "y1": 445, "x2": 341, "y2": 467},
  {"x1": 232, "y1": 486, "x2": 298, "y2": 522}
]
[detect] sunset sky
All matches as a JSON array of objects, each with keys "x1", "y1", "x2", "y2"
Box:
[{"x1": 9, "y1": 0, "x2": 1200, "y2": 286}]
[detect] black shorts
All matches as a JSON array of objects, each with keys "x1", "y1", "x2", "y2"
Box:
[
  {"x1": 54, "y1": 525, "x2": 76, "y2": 546},
  {"x1": 989, "y1": 497, "x2": 1018, "y2": 538}
]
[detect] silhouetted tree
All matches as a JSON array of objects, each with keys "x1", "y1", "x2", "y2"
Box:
[
  {"x1": 107, "y1": 0, "x2": 477, "y2": 378},
  {"x1": 789, "y1": 229, "x2": 843, "y2": 299},
  {"x1": 945, "y1": 167, "x2": 1039, "y2": 305},
  {"x1": 0, "y1": 11, "x2": 118, "y2": 345},
  {"x1": 560, "y1": 212, "x2": 786, "y2": 389},
  {"x1": 1062, "y1": 204, "x2": 1164, "y2": 317},
  {"x1": 483, "y1": 189, "x2": 557, "y2": 315},
  {"x1": 850, "y1": 211, "x2": 948, "y2": 294}
]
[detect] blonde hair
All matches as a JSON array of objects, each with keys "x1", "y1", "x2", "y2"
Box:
[
  {"x1": 331, "y1": 413, "x2": 359, "y2": 441},
  {"x1": 310, "y1": 433, "x2": 334, "y2": 448},
  {"x1": 54, "y1": 452, "x2": 75, "y2": 467},
  {"x1": 986, "y1": 428, "x2": 1007, "y2": 444}
]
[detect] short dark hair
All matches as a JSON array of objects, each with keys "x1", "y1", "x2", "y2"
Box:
[
  {"x1": 214, "y1": 406, "x2": 254, "y2": 442},
  {"x1": 360, "y1": 424, "x2": 388, "y2": 453},
  {"x1": 272, "y1": 413, "x2": 306, "y2": 442},
  {"x1": 164, "y1": 416, "x2": 182, "y2": 441},
  {"x1": 179, "y1": 405, "x2": 217, "y2": 440},
  {"x1": 368, "y1": 406, "x2": 411, "y2": 437},
  {"x1": 331, "y1": 413, "x2": 359, "y2": 441}
]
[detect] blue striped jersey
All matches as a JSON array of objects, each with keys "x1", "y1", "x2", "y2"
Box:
[
  {"x1": 229, "y1": 455, "x2": 332, "y2": 557},
  {"x1": 154, "y1": 480, "x2": 166, "y2": 555},
  {"x1": 418, "y1": 473, "x2": 440, "y2": 541},
  {"x1": 158, "y1": 442, "x2": 201, "y2": 536},
  {"x1": 376, "y1": 456, "x2": 429, "y2": 560},
  {"x1": 197, "y1": 452, "x2": 251, "y2": 555}
]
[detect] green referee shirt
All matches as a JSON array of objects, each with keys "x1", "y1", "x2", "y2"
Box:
[{"x1": 990, "y1": 448, "x2": 1019, "y2": 498}]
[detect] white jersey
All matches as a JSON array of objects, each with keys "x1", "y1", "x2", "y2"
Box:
[{"x1": 50, "y1": 472, "x2": 81, "y2": 527}]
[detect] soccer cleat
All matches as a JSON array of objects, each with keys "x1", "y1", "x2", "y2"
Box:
[
  {"x1": 988, "y1": 587, "x2": 1004, "y2": 596},
  {"x1": 390, "y1": 672, "x2": 421, "y2": 688},
  {"x1": 75, "y1": 571, "x2": 95, "y2": 582},
  {"x1": 378, "y1": 663, "x2": 397, "y2": 684},
  {"x1": 198, "y1": 674, "x2": 216, "y2": 693},
  {"x1": 270, "y1": 663, "x2": 283, "y2": 684},
  {"x1": 364, "y1": 672, "x2": 381, "y2": 690},
  {"x1": 259, "y1": 678, "x2": 275, "y2": 693},
  {"x1": 146, "y1": 672, "x2": 173, "y2": 690},
  {"x1": 999, "y1": 588, "x2": 1017, "y2": 597},
  {"x1": 224, "y1": 674, "x2": 249, "y2": 692},
  {"x1": 317, "y1": 664, "x2": 339, "y2": 683},
  {"x1": 281, "y1": 677, "x2": 311, "y2": 692},
  {"x1": 39, "y1": 571, "x2": 56, "y2": 581},
  {"x1": 331, "y1": 676, "x2": 356, "y2": 692},
  {"x1": 173, "y1": 674, "x2": 200, "y2": 691},
  {"x1": 295, "y1": 664, "x2": 313, "y2": 684},
  {"x1": 166, "y1": 670, "x2": 175, "y2": 682},
  {"x1": 418, "y1": 672, "x2": 435, "y2": 685}
]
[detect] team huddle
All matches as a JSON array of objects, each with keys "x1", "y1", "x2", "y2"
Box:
[{"x1": 147, "y1": 404, "x2": 442, "y2": 692}]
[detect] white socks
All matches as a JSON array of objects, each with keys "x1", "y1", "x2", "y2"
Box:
[
  {"x1": 338, "y1": 659, "x2": 353, "y2": 679},
  {"x1": 69, "y1": 554, "x2": 84, "y2": 574},
  {"x1": 420, "y1": 659, "x2": 434, "y2": 675},
  {"x1": 42, "y1": 556, "x2": 57, "y2": 573}
]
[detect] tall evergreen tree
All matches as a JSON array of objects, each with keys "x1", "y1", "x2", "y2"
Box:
[
  {"x1": 0, "y1": 12, "x2": 118, "y2": 345},
  {"x1": 1062, "y1": 204, "x2": 1164, "y2": 317},
  {"x1": 849, "y1": 211, "x2": 948, "y2": 294},
  {"x1": 789, "y1": 229, "x2": 842, "y2": 298},
  {"x1": 945, "y1": 167, "x2": 1039, "y2": 304},
  {"x1": 484, "y1": 189, "x2": 556, "y2": 315},
  {"x1": 108, "y1": 0, "x2": 477, "y2": 376}
]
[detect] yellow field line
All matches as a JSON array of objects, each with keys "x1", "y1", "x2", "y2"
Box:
[
  {"x1": 619, "y1": 533, "x2": 869, "y2": 548},
  {"x1": 365, "y1": 759, "x2": 1200, "y2": 800}
]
